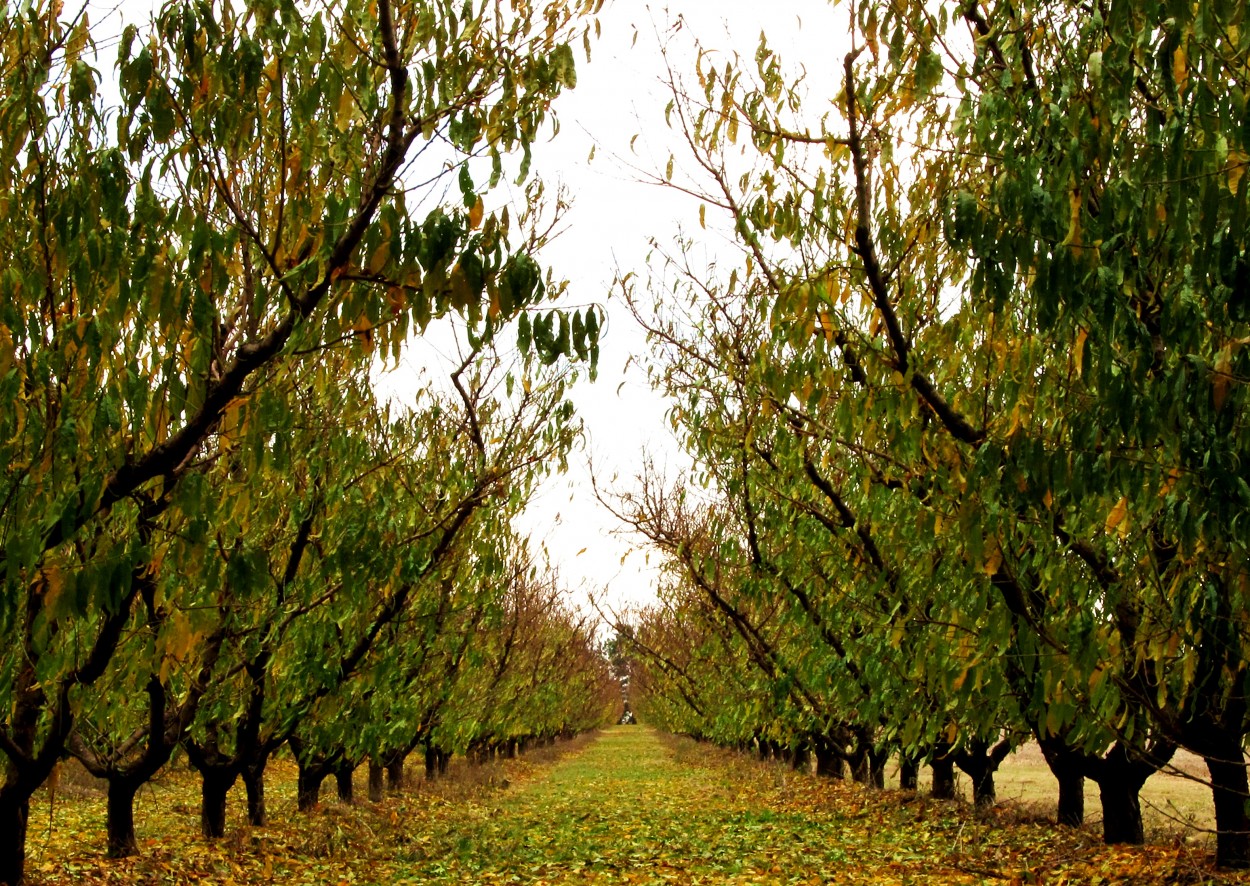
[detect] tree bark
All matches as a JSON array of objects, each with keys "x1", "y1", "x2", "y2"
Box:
[
  {"x1": 368, "y1": 762, "x2": 385, "y2": 803},
  {"x1": 899, "y1": 755, "x2": 920, "y2": 792},
  {"x1": 242, "y1": 764, "x2": 266, "y2": 827},
  {"x1": 814, "y1": 744, "x2": 845, "y2": 779},
  {"x1": 297, "y1": 764, "x2": 328, "y2": 812},
  {"x1": 105, "y1": 778, "x2": 141, "y2": 859},
  {"x1": 869, "y1": 747, "x2": 887, "y2": 790},
  {"x1": 931, "y1": 753, "x2": 957, "y2": 800},
  {"x1": 335, "y1": 765, "x2": 354, "y2": 804},
  {"x1": 1038, "y1": 738, "x2": 1086, "y2": 827},
  {"x1": 0, "y1": 792, "x2": 30, "y2": 886},
  {"x1": 386, "y1": 754, "x2": 406, "y2": 792},
  {"x1": 849, "y1": 746, "x2": 870, "y2": 785},
  {"x1": 200, "y1": 769, "x2": 235, "y2": 839},
  {"x1": 1094, "y1": 740, "x2": 1171, "y2": 846},
  {"x1": 1056, "y1": 767, "x2": 1085, "y2": 827},
  {"x1": 1205, "y1": 749, "x2": 1250, "y2": 869},
  {"x1": 1097, "y1": 774, "x2": 1144, "y2": 844}
]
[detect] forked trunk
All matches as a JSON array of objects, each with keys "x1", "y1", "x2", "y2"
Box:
[
  {"x1": 386, "y1": 755, "x2": 405, "y2": 792},
  {"x1": 1038, "y1": 739, "x2": 1086, "y2": 827},
  {"x1": 297, "y1": 764, "x2": 329, "y2": 812},
  {"x1": 1097, "y1": 775, "x2": 1144, "y2": 845}
]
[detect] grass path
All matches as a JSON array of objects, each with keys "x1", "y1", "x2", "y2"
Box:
[
  {"x1": 28, "y1": 726, "x2": 1247, "y2": 885},
  {"x1": 389, "y1": 726, "x2": 1137, "y2": 884},
  {"x1": 402, "y1": 724, "x2": 864, "y2": 883}
]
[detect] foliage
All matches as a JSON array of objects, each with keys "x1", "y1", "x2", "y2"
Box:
[
  {"x1": 616, "y1": 0, "x2": 1250, "y2": 867},
  {"x1": 0, "y1": 0, "x2": 610, "y2": 879}
]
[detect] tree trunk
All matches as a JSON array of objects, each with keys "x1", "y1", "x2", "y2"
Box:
[
  {"x1": 1038, "y1": 739, "x2": 1086, "y2": 827},
  {"x1": 931, "y1": 754, "x2": 957, "y2": 801},
  {"x1": 849, "y1": 746, "x2": 871, "y2": 785},
  {"x1": 972, "y1": 767, "x2": 996, "y2": 808},
  {"x1": 425, "y1": 746, "x2": 437, "y2": 781},
  {"x1": 1206, "y1": 750, "x2": 1250, "y2": 869},
  {"x1": 335, "y1": 765, "x2": 354, "y2": 804},
  {"x1": 368, "y1": 762, "x2": 385, "y2": 803},
  {"x1": 437, "y1": 749, "x2": 450, "y2": 777},
  {"x1": 200, "y1": 770, "x2": 235, "y2": 839},
  {"x1": 105, "y1": 778, "x2": 140, "y2": 859},
  {"x1": 297, "y1": 764, "x2": 328, "y2": 812},
  {"x1": 0, "y1": 792, "x2": 30, "y2": 886},
  {"x1": 869, "y1": 747, "x2": 887, "y2": 790},
  {"x1": 899, "y1": 755, "x2": 920, "y2": 792},
  {"x1": 242, "y1": 765, "x2": 266, "y2": 827},
  {"x1": 814, "y1": 744, "x2": 845, "y2": 779},
  {"x1": 792, "y1": 744, "x2": 811, "y2": 773},
  {"x1": 1095, "y1": 740, "x2": 1170, "y2": 846},
  {"x1": 387, "y1": 755, "x2": 405, "y2": 792},
  {"x1": 1055, "y1": 767, "x2": 1085, "y2": 827},
  {"x1": 1097, "y1": 773, "x2": 1145, "y2": 844}
]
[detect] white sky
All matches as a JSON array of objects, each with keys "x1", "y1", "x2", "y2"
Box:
[{"x1": 507, "y1": 1, "x2": 847, "y2": 616}]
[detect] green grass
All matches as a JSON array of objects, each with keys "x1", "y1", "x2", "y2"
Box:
[
  {"x1": 27, "y1": 727, "x2": 1250, "y2": 885},
  {"x1": 388, "y1": 727, "x2": 1243, "y2": 884}
]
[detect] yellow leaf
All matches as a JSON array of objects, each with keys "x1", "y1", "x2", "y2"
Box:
[
  {"x1": 1061, "y1": 183, "x2": 1082, "y2": 247},
  {"x1": 1104, "y1": 495, "x2": 1129, "y2": 536},
  {"x1": 982, "y1": 543, "x2": 1003, "y2": 576},
  {"x1": 1159, "y1": 467, "x2": 1181, "y2": 498},
  {"x1": 40, "y1": 565, "x2": 67, "y2": 614},
  {"x1": 1172, "y1": 43, "x2": 1188, "y2": 93},
  {"x1": 469, "y1": 196, "x2": 485, "y2": 230},
  {"x1": 64, "y1": 15, "x2": 89, "y2": 66},
  {"x1": 335, "y1": 88, "x2": 357, "y2": 132},
  {"x1": 1042, "y1": 489, "x2": 1053, "y2": 509},
  {"x1": 1006, "y1": 403, "x2": 1023, "y2": 437},
  {"x1": 1073, "y1": 326, "x2": 1088, "y2": 377},
  {"x1": 1228, "y1": 150, "x2": 1248, "y2": 194},
  {"x1": 367, "y1": 240, "x2": 391, "y2": 275},
  {"x1": 1214, "y1": 345, "x2": 1232, "y2": 412}
]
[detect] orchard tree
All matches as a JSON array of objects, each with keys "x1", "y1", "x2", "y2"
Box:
[
  {"x1": 624, "y1": 0, "x2": 1249, "y2": 866},
  {"x1": 0, "y1": 0, "x2": 604, "y2": 879}
]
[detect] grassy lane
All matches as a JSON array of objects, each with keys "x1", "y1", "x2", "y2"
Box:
[
  {"x1": 390, "y1": 727, "x2": 1228, "y2": 885},
  {"x1": 28, "y1": 726, "x2": 1247, "y2": 885}
]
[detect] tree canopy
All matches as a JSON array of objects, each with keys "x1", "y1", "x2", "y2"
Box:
[
  {"x1": 616, "y1": 0, "x2": 1250, "y2": 869},
  {"x1": 0, "y1": 0, "x2": 612, "y2": 881}
]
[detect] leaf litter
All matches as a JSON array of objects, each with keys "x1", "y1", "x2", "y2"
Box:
[{"x1": 25, "y1": 727, "x2": 1250, "y2": 885}]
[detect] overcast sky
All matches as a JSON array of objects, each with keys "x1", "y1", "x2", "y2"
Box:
[{"x1": 497, "y1": 2, "x2": 847, "y2": 617}]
